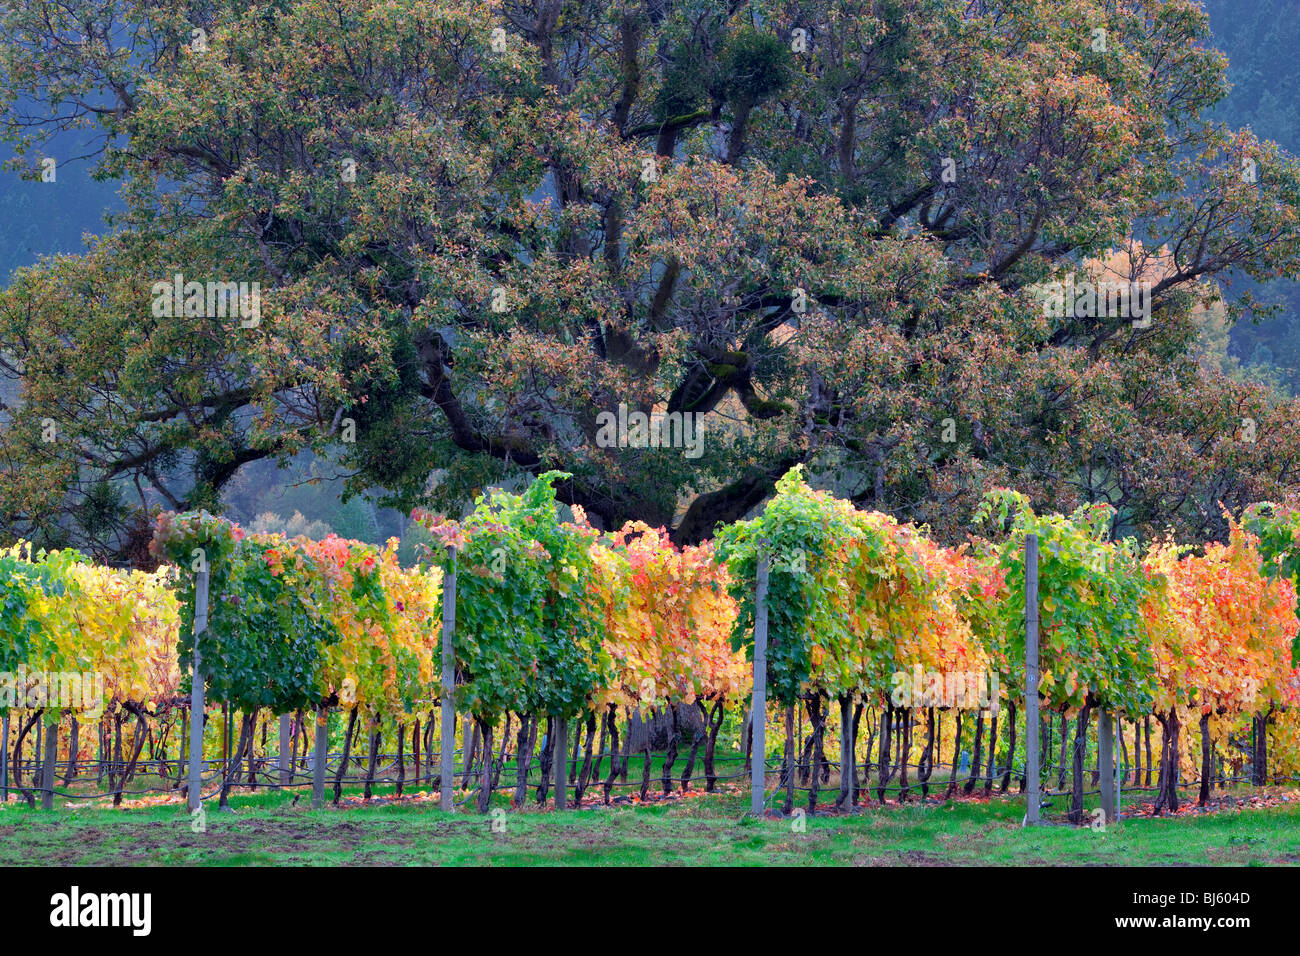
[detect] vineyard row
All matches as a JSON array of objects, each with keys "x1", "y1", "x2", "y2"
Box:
[{"x1": 2, "y1": 467, "x2": 1299, "y2": 818}]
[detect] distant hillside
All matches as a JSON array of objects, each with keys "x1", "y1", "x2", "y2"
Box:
[
  {"x1": 1201, "y1": 0, "x2": 1300, "y2": 394},
  {"x1": 0, "y1": 129, "x2": 120, "y2": 283}
]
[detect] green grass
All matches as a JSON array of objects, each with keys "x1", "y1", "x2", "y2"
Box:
[{"x1": 2, "y1": 781, "x2": 1299, "y2": 865}]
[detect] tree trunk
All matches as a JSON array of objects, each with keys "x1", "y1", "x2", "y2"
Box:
[
  {"x1": 1252, "y1": 710, "x2": 1272, "y2": 786},
  {"x1": 1250, "y1": 714, "x2": 1262, "y2": 786},
  {"x1": 175, "y1": 707, "x2": 187, "y2": 790},
  {"x1": 896, "y1": 707, "x2": 911, "y2": 803},
  {"x1": 680, "y1": 705, "x2": 705, "y2": 791},
  {"x1": 425, "y1": 710, "x2": 436, "y2": 783},
  {"x1": 818, "y1": 703, "x2": 831, "y2": 785},
  {"x1": 807, "y1": 694, "x2": 826, "y2": 811},
  {"x1": 619, "y1": 711, "x2": 632, "y2": 783},
  {"x1": 964, "y1": 713, "x2": 984, "y2": 795},
  {"x1": 1144, "y1": 716, "x2": 1153, "y2": 788},
  {"x1": 514, "y1": 713, "x2": 535, "y2": 806},
  {"x1": 660, "y1": 703, "x2": 679, "y2": 794},
  {"x1": 111, "y1": 711, "x2": 124, "y2": 802},
  {"x1": 945, "y1": 711, "x2": 962, "y2": 798},
  {"x1": 14, "y1": 711, "x2": 41, "y2": 807},
  {"x1": 363, "y1": 716, "x2": 381, "y2": 800},
  {"x1": 407, "y1": 717, "x2": 418, "y2": 789},
  {"x1": 466, "y1": 720, "x2": 480, "y2": 777},
  {"x1": 1120, "y1": 717, "x2": 1131, "y2": 787},
  {"x1": 66, "y1": 716, "x2": 79, "y2": 783},
  {"x1": 703, "y1": 700, "x2": 724, "y2": 793},
  {"x1": 292, "y1": 709, "x2": 305, "y2": 783},
  {"x1": 1153, "y1": 709, "x2": 1181, "y2": 815},
  {"x1": 1040, "y1": 707, "x2": 1050, "y2": 785},
  {"x1": 568, "y1": 720, "x2": 581, "y2": 784},
  {"x1": 602, "y1": 707, "x2": 621, "y2": 804},
  {"x1": 476, "y1": 717, "x2": 495, "y2": 813},
  {"x1": 1000, "y1": 702, "x2": 1016, "y2": 792},
  {"x1": 877, "y1": 705, "x2": 893, "y2": 804},
  {"x1": 594, "y1": 710, "x2": 609, "y2": 785},
  {"x1": 1057, "y1": 710, "x2": 1069, "y2": 792},
  {"x1": 798, "y1": 704, "x2": 811, "y2": 785},
  {"x1": 1265, "y1": 706, "x2": 1275, "y2": 784},
  {"x1": 333, "y1": 708, "x2": 358, "y2": 805},
  {"x1": 575, "y1": 712, "x2": 596, "y2": 803},
  {"x1": 639, "y1": 708, "x2": 654, "y2": 801},
  {"x1": 219, "y1": 712, "x2": 253, "y2": 809},
  {"x1": 851, "y1": 703, "x2": 863, "y2": 805},
  {"x1": 1068, "y1": 703, "x2": 1092, "y2": 824},
  {"x1": 1198, "y1": 710, "x2": 1212, "y2": 807},
  {"x1": 982, "y1": 710, "x2": 998, "y2": 795},
  {"x1": 535, "y1": 716, "x2": 554, "y2": 803},
  {"x1": 1091, "y1": 713, "x2": 1101, "y2": 788},
  {"x1": 118, "y1": 703, "x2": 149, "y2": 801},
  {"x1": 492, "y1": 713, "x2": 511, "y2": 792},
  {"x1": 1034, "y1": 709, "x2": 1046, "y2": 793},
  {"x1": 396, "y1": 721, "x2": 406, "y2": 796},
  {"x1": 97, "y1": 715, "x2": 106, "y2": 786},
  {"x1": 783, "y1": 704, "x2": 795, "y2": 815},
  {"x1": 247, "y1": 709, "x2": 260, "y2": 787},
  {"x1": 934, "y1": 708, "x2": 943, "y2": 784},
  {"x1": 918, "y1": 707, "x2": 935, "y2": 799}
]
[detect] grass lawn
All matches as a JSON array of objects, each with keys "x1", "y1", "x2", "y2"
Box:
[{"x1": 2, "y1": 779, "x2": 1299, "y2": 866}]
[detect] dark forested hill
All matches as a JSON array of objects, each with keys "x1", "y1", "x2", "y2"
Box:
[
  {"x1": 1201, "y1": 0, "x2": 1300, "y2": 392},
  {"x1": 0, "y1": 129, "x2": 120, "y2": 281}
]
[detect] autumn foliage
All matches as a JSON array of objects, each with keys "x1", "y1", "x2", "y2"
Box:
[{"x1": 2, "y1": 469, "x2": 1300, "y2": 815}]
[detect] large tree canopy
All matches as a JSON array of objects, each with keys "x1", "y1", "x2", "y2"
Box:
[{"x1": 2, "y1": 0, "x2": 1299, "y2": 558}]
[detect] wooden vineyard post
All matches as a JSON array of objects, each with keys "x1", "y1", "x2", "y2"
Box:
[
  {"x1": 1023, "y1": 533, "x2": 1040, "y2": 826},
  {"x1": 838, "y1": 697, "x2": 853, "y2": 809},
  {"x1": 187, "y1": 566, "x2": 209, "y2": 813},
  {"x1": 1, "y1": 712, "x2": 8, "y2": 803},
  {"x1": 751, "y1": 547, "x2": 770, "y2": 815},
  {"x1": 1098, "y1": 710, "x2": 1115, "y2": 823},
  {"x1": 278, "y1": 713, "x2": 291, "y2": 786},
  {"x1": 40, "y1": 713, "x2": 57, "y2": 810},
  {"x1": 312, "y1": 708, "x2": 328, "y2": 809},
  {"x1": 440, "y1": 545, "x2": 457, "y2": 812},
  {"x1": 554, "y1": 717, "x2": 568, "y2": 810}
]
